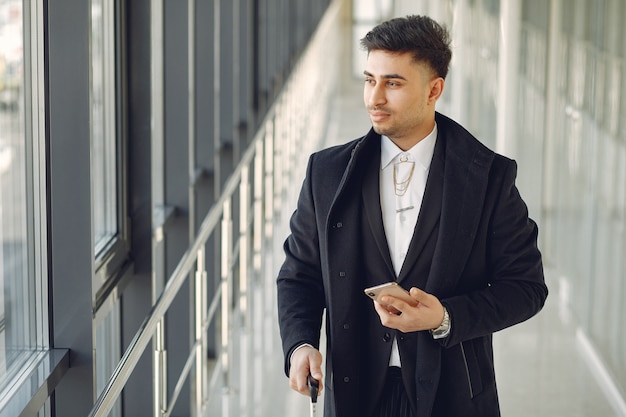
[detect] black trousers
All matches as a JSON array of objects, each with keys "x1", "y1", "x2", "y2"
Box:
[{"x1": 372, "y1": 367, "x2": 416, "y2": 417}]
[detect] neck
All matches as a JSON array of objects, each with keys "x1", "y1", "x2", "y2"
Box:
[{"x1": 390, "y1": 121, "x2": 436, "y2": 151}]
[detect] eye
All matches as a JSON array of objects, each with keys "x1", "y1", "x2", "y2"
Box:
[{"x1": 364, "y1": 78, "x2": 375, "y2": 85}]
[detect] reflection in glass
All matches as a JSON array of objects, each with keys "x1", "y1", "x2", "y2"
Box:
[
  {"x1": 0, "y1": 0, "x2": 39, "y2": 392},
  {"x1": 91, "y1": 0, "x2": 117, "y2": 256},
  {"x1": 91, "y1": 3, "x2": 122, "y2": 416},
  {"x1": 95, "y1": 304, "x2": 121, "y2": 417}
]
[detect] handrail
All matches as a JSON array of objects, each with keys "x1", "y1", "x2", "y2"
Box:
[
  {"x1": 87, "y1": 0, "x2": 343, "y2": 415},
  {"x1": 88, "y1": 78, "x2": 272, "y2": 417}
]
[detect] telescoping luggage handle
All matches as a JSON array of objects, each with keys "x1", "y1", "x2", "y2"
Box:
[{"x1": 308, "y1": 373, "x2": 319, "y2": 417}]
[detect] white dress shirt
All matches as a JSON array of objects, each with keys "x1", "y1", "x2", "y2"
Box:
[{"x1": 380, "y1": 125, "x2": 437, "y2": 367}]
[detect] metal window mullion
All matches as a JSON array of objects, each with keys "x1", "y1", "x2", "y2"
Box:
[
  {"x1": 232, "y1": 0, "x2": 241, "y2": 158},
  {"x1": 286, "y1": 84, "x2": 296, "y2": 203},
  {"x1": 280, "y1": 98, "x2": 289, "y2": 194},
  {"x1": 151, "y1": 0, "x2": 167, "y2": 415},
  {"x1": 264, "y1": 117, "x2": 277, "y2": 356},
  {"x1": 187, "y1": 0, "x2": 204, "y2": 415},
  {"x1": 188, "y1": 0, "x2": 196, "y2": 240},
  {"x1": 154, "y1": 318, "x2": 167, "y2": 417},
  {"x1": 252, "y1": 140, "x2": 264, "y2": 275},
  {"x1": 24, "y1": 0, "x2": 48, "y2": 349},
  {"x1": 272, "y1": 104, "x2": 283, "y2": 204},
  {"x1": 263, "y1": 120, "x2": 274, "y2": 241},
  {"x1": 193, "y1": 246, "x2": 207, "y2": 416},
  {"x1": 151, "y1": 0, "x2": 165, "y2": 208},
  {"x1": 220, "y1": 197, "x2": 233, "y2": 390},
  {"x1": 238, "y1": 162, "x2": 251, "y2": 416},
  {"x1": 213, "y1": 0, "x2": 221, "y2": 191},
  {"x1": 252, "y1": 138, "x2": 265, "y2": 408},
  {"x1": 104, "y1": 0, "x2": 117, "y2": 233},
  {"x1": 239, "y1": 165, "x2": 250, "y2": 329}
]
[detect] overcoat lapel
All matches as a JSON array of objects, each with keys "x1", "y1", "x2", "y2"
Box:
[
  {"x1": 397, "y1": 134, "x2": 445, "y2": 284},
  {"x1": 360, "y1": 137, "x2": 395, "y2": 278},
  {"x1": 425, "y1": 121, "x2": 495, "y2": 294},
  {"x1": 353, "y1": 114, "x2": 495, "y2": 294},
  {"x1": 359, "y1": 130, "x2": 446, "y2": 284}
]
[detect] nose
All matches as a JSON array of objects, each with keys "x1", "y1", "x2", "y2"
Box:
[{"x1": 365, "y1": 82, "x2": 386, "y2": 108}]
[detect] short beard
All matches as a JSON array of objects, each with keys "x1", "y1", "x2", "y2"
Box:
[{"x1": 372, "y1": 124, "x2": 399, "y2": 140}]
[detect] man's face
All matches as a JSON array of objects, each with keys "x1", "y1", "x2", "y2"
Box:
[{"x1": 363, "y1": 50, "x2": 442, "y2": 148}]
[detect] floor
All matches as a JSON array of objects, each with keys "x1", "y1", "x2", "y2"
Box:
[{"x1": 206, "y1": 69, "x2": 626, "y2": 417}]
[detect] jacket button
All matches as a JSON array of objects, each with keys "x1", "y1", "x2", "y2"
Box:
[
  {"x1": 336, "y1": 222, "x2": 343, "y2": 228},
  {"x1": 399, "y1": 335, "x2": 405, "y2": 341},
  {"x1": 383, "y1": 333, "x2": 391, "y2": 342},
  {"x1": 343, "y1": 323, "x2": 350, "y2": 330},
  {"x1": 343, "y1": 376, "x2": 350, "y2": 383},
  {"x1": 339, "y1": 271, "x2": 346, "y2": 277}
]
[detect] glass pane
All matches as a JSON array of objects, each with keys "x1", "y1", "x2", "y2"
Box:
[
  {"x1": 91, "y1": 0, "x2": 118, "y2": 256},
  {"x1": 0, "y1": 0, "x2": 39, "y2": 389},
  {"x1": 95, "y1": 304, "x2": 121, "y2": 417}
]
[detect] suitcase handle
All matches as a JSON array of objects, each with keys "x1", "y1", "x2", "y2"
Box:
[{"x1": 307, "y1": 373, "x2": 319, "y2": 403}]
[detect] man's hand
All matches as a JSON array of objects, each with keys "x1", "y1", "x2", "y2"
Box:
[
  {"x1": 373, "y1": 287, "x2": 445, "y2": 333},
  {"x1": 289, "y1": 345, "x2": 324, "y2": 396}
]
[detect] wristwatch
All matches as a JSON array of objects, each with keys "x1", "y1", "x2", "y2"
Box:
[{"x1": 430, "y1": 307, "x2": 450, "y2": 339}]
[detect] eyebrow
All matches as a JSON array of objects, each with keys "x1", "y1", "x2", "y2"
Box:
[{"x1": 363, "y1": 70, "x2": 408, "y2": 81}]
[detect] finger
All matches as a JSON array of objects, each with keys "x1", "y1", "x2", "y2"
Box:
[
  {"x1": 289, "y1": 347, "x2": 324, "y2": 396},
  {"x1": 408, "y1": 288, "x2": 445, "y2": 329},
  {"x1": 379, "y1": 295, "x2": 411, "y2": 313},
  {"x1": 308, "y1": 354, "x2": 324, "y2": 394},
  {"x1": 289, "y1": 366, "x2": 309, "y2": 395},
  {"x1": 373, "y1": 300, "x2": 402, "y2": 329},
  {"x1": 409, "y1": 287, "x2": 432, "y2": 304},
  {"x1": 374, "y1": 298, "x2": 401, "y2": 316},
  {"x1": 373, "y1": 299, "x2": 388, "y2": 316}
]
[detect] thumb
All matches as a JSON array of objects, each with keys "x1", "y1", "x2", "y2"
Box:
[
  {"x1": 409, "y1": 287, "x2": 430, "y2": 303},
  {"x1": 309, "y1": 354, "x2": 323, "y2": 381}
]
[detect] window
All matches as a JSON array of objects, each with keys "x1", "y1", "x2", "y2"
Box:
[
  {"x1": 0, "y1": 0, "x2": 48, "y2": 394},
  {"x1": 90, "y1": 0, "x2": 129, "y2": 299},
  {"x1": 91, "y1": 0, "x2": 119, "y2": 257},
  {"x1": 90, "y1": 3, "x2": 126, "y2": 415},
  {"x1": 95, "y1": 303, "x2": 121, "y2": 417}
]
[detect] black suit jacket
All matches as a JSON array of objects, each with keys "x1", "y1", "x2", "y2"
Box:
[{"x1": 277, "y1": 112, "x2": 548, "y2": 417}]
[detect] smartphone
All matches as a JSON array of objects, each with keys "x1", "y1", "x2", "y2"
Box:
[{"x1": 364, "y1": 282, "x2": 414, "y2": 304}]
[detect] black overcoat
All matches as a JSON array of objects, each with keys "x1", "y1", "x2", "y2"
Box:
[{"x1": 277, "y1": 112, "x2": 548, "y2": 417}]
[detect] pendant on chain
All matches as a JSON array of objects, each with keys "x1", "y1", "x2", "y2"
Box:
[{"x1": 393, "y1": 159, "x2": 416, "y2": 196}]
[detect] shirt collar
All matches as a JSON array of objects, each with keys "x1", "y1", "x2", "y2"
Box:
[{"x1": 380, "y1": 124, "x2": 438, "y2": 171}]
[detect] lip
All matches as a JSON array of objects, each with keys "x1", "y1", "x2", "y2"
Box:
[{"x1": 369, "y1": 112, "x2": 390, "y2": 122}]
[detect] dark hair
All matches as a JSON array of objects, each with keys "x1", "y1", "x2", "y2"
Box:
[{"x1": 360, "y1": 15, "x2": 452, "y2": 79}]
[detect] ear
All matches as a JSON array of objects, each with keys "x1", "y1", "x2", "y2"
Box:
[{"x1": 428, "y1": 78, "x2": 445, "y2": 104}]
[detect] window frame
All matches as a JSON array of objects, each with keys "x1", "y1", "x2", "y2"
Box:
[
  {"x1": 0, "y1": 1, "x2": 70, "y2": 414},
  {"x1": 89, "y1": 0, "x2": 131, "y2": 307}
]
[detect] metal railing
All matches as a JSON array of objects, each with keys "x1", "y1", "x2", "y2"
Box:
[{"x1": 88, "y1": 1, "x2": 343, "y2": 415}]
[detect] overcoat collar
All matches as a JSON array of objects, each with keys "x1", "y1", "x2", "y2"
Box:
[{"x1": 329, "y1": 113, "x2": 495, "y2": 294}]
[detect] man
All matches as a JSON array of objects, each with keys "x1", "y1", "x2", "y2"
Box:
[{"x1": 277, "y1": 15, "x2": 547, "y2": 417}]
